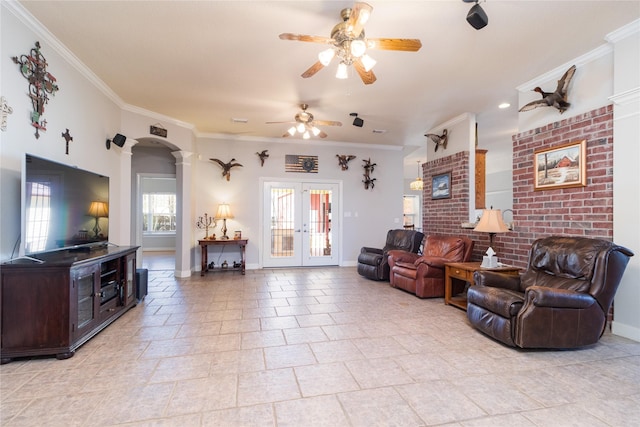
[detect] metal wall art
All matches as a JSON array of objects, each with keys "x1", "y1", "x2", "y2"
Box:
[
  {"x1": 336, "y1": 154, "x2": 356, "y2": 170},
  {"x1": 362, "y1": 158, "x2": 377, "y2": 190},
  {"x1": 256, "y1": 150, "x2": 269, "y2": 166},
  {"x1": 61, "y1": 128, "x2": 73, "y2": 154},
  {"x1": 12, "y1": 41, "x2": 59, "y2": 139},
  {"x1": 210, "y1": 158, "x2": 243, "y2": 181},
  {"x1": 285, "y1": 155, "x2": 318, "y2": 173}
]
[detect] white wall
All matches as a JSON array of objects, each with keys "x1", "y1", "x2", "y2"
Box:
[
  {"x1": 193, "y1": 137, "x2": 404, "y2": 269},
  {"x1": 609, "y1": 22, "x2": 640, "y2": 342},
  {"x1": 0, "y1": 5, "x2": 124, "y2": 260}
]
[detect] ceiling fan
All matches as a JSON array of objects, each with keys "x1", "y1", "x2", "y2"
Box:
[
  {"x1": 279, "y1": 2, "x2": 422, "y2": 85},
  {"x1": 266, "y1": 104, "x2": 342, "y2": 139}
]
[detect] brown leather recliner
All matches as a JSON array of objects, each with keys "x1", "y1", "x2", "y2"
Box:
[
  {"x1": 467, "y1": 236, "x2": 634, "y2": 349},
  {"x1": 388, "y1": 235, "x2": 474, "y2": 298},
  {"x1": 357, "y1": 229, "x2": 425, "y2": 281}
]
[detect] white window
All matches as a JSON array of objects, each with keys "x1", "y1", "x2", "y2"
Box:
[{"x1": 142, "y1": 192, "x2": 176, "y2": 233}]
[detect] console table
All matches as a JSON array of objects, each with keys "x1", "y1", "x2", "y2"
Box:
[
  {"x1": 444, "y1": 261, "x2": 521, "y2": 310},
  {"x1": 199, "y1": 239, "x2": 247, "y2": 276}
]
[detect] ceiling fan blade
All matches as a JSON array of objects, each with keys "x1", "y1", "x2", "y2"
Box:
[
  {"x1": 367, "y1": 38, "x2": 422, "y2": 52},
  {"x1": 318, "y1": 130, "x2": 328, "y2": 139},
  {"x1": 282, "y1": 132, "x2": 291, "y2": 138},
  {"x1": 353, "y1": 59, "x2": 377, "y2": 85},
  {"x1": 314, "y1": 120, "x2": 343, "y2": 127},
  {"x1": 279, "y1": 33, "x2": 332, "y2": 44},
  {"x1": 301, "y1": 61, "x2": 325, "y2": 78},
  {"x1": 345, "y1": 2, "x2": 373, "y2": 38}
]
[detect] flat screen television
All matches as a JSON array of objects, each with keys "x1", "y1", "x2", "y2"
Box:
[{"x1": 22, "y1": 154, "x2": 110, "y2": 255}]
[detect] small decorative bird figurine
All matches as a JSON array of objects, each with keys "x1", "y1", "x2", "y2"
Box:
[
  {"x1": 256, "y1": 150, "x2": 269, "y2": 167},
  {"x1": 519, "y1": 65, "x2": 576, "y2": 114},
  {"x1": 210, "y1": 158, "x2": 243, "y2": 181},
  {"x1": 336, "y1": 154, "x2": 356, "y2": 171},
  {"x1": 425, "y1": 129, "x2": 448, "y2": 152}
]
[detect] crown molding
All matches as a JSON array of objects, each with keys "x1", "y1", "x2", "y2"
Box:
[
  {"x1": 4, "y1": 1, "x2": 124, "y2": 108},
  {"x1": 605, "y1": 19, "x2": 640, "y2": 43},
  {"x1": 516, "y1": 44, "x2": 612, "y2": 92}
]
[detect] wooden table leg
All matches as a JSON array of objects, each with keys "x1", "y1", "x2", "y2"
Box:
[
  {"x1": 200, "y1": 243, "x2": 207, "y2": 276},
  {"x1": 444, "y1": 268, "x2": 452, "y2": 305},
  {"x1": 240, "y1": 242, "x2": 246, "y2": 275}
]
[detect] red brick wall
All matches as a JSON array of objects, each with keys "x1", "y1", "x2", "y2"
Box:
[
  {"x1": 423, "y1": 151, "x2": 470, "y2": 235},
  {"x1": 422, "y1": 105, "x2": 614, "y2": 268}
]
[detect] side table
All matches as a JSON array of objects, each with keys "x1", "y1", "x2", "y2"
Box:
[
  {"x1": 444, "y1": 261, "x2": 521, "y2": 310},
  {"x1": 199, "y1": 239, "x2": 248, "y2": 276}
]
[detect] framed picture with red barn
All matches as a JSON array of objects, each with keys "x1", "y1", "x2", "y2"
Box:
[{"x1": 534, "y1": 140, "x2": 586, "y2": 191}]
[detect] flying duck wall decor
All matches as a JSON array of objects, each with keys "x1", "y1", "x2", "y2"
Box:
[
  {"x1": 425, "y1": 129, "x2": 448, "y2": 152},
  {"x1": 519, "y1": 65, "x2": 576, "y2": 114},
  {"x1": 210, "y1": 158, "x2": 243, "y2": 181},
  {"x1": 256, "y1": 150, "x2": 269, "y2": 166},
  {"x1": 336, "y1": 154, "x2": 356, "y2": 170}
]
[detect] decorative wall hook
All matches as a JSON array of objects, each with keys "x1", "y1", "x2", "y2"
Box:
[
  {"x1": 336, "y1": 154, "x2": 356, "y2": 171},
  {"x1": 12, "y1": 41, "x2": 59, "y2": 139},
  {"x1": 1, "y1": 96, "x2": 13, "y2": 132}
]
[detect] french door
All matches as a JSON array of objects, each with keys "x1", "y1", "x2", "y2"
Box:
[{"x1": 263, "y1": 181, "x2": 339, "y2": 267}]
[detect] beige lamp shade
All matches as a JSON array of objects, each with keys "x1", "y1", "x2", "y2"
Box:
[
  {"x1": 214, "y1": 203, "x2": 233, "y2": 219},
  {"x1": 474, "y1": 209, "x2": 508, "y2": 234},
  {"x1": 88, "y1": 201, "x2": 109, "y2": 218}
]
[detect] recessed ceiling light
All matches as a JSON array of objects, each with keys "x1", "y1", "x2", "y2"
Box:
[
  {"x1": 498, "y1": 103, "x2": 511, "y2": 109},
  {"x1": 372, "y1": 129, "x2": 387, "y2": 134},
  {"x1": 231, "y1": 118, "x2": 248, "y2": 123}
]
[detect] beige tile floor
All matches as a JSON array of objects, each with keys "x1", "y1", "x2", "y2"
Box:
[{"x1": 1, "y1": 264, "x2": 639, "y2": 426}]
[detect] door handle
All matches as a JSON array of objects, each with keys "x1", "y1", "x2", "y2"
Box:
[{"x1": 295, "y1": 229, "x2": 301, "y2": 232}]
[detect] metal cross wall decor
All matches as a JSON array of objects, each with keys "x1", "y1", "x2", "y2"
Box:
[{"x1": 12, "y1": 41, "x2": 59, "y2": 139}]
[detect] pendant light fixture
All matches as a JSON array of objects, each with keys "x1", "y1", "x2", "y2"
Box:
[{"x1": 409, "y1": 160, "x2": 423, "y2": 191}]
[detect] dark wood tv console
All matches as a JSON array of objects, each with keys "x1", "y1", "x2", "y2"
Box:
[{"x1": 0, "y1": 245, "x2": 139, "y2": 364}]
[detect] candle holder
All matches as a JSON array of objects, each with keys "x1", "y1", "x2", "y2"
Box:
[{"x1": 196, "y1": 213, "x2": 216, "y2": 239}]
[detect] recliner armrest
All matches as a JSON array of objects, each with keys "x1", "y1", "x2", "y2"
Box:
[
  {"x1": 361, "y1": 247, "x2": 383, "y2": 255},
  {"x1": 415, "y1": 256, "x2": 450, "y2": 269},
  {"x1": 474, "y1": 271, "x2": 522, "y2": 292},
  {"x1": 524, "y1": 286, "x2": 596, "y2": 309},
  {"x1": 387, "y1": 250, "x2": 420, "y2": 265}
]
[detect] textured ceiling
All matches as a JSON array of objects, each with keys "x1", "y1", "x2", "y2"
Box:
[{"x1": 17, "y1": 1, "x2": 640, "y2": 172}]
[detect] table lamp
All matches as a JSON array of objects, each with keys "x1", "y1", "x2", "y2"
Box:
[
  {"x1": 215, "y1": 203, "x2": 233, "y2": 240},
  {"x1": 88, "y1": 201, "x2": 109, "y2": 238},
  {"x1": 474, "y1": 207, "x2": 509, "y2": 267}
]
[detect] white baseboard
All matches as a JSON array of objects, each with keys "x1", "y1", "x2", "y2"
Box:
[{"x1": 611, "y1": 321, "x2": 640, "y2": 342}]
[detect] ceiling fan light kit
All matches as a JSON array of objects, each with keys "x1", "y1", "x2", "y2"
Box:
[{"x1": 279, "y1": 2, "x2": 421, "y2": 85}]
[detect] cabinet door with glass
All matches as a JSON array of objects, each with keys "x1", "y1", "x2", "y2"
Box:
[
  {"x1": 72, "y1": 264, "x2": 99, "y2": 340},
  {"x1": 123, "y1": 252, "x2": 137, "y2": 307}
]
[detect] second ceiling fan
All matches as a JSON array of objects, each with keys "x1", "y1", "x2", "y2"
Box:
[
  {"x1": 279, "y1": 2, "x2": 422, "y2": 85},
  {"x1": 266, "y1": 104, "x2": 342, "y2": 139}
]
